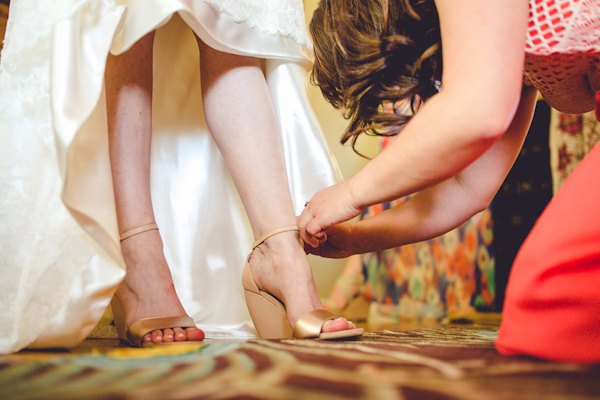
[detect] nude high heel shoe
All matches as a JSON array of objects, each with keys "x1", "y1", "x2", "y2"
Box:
[
  {"x1": 242, "y1": 225, "x2": 364, "y2": 340},
  {"x1": 112, "y1": 223, "x2": 204, "y2": 347}
]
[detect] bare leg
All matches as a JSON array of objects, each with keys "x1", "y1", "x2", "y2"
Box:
[
  {"x1": 196, "y1": 39, "x2": 355, "y2": 333},
  {"x1": 106, "y1": 32, "x2": 203, "y2": 344}
]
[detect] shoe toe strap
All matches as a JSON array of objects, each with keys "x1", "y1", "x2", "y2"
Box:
[
  {"x1": 292, "y1": 309, "x2": 337, "y2": 339},
  {"x1": 127, "y1": 315, "x2": 197, "y2": 347}
]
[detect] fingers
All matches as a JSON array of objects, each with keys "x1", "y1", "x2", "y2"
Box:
[
  {"x1": 299, "y1": 183, "x2": 357, "y2": 247},
  {"x1": 304, "y1": 234, "x2": 329, "y2": 255},
  {"x1": 298, "y1": 203, "x2": 330, "y2": 248},
  {"x1": 303, "y1": 241, "x2": 312, "y2": 255},
  {"x1": 298, "y1": 208, "x2": 319, "y2": 248},
  {"x1": 299, "y1": 230, "x2": 319, "y2": 248}
]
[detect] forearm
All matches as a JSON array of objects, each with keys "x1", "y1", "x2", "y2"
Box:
[
  {"x1": 346, "y1": 91, "x2": 517, "y2": 210},
  {"x1": 347, "y1": 176, "x2": 486, "y2": 254},
  {"x1": 346, "y1": 86, "x2": 538, "y2": 254}
]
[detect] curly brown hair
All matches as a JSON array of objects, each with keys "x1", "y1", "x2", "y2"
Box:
[{"x1": 309, "y1": 0, "x2": 442, "y2": 152}]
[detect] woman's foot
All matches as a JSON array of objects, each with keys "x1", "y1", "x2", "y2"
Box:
[
  {"x1": 248, "y1": 230, "x2": 357, "y2": 334},
  {"x1": 115, "y1": 230, "x2": 204, "y2": 344}
]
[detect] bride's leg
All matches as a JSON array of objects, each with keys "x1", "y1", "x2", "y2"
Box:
[
  {"x1": 106, "y1": 32, "x2": 203, "y2": 344},
  {"x1": 195, "y1": 39, "x2": 355, "y2": 333}
]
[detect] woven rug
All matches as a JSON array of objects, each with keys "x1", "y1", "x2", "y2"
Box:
[{"x1": 1, "y1": 328, "x2": 599, "y2": 400}]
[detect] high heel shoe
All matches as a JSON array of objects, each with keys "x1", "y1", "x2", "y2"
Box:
[
  {"x1": 242, "y1": 225, "x2": 364, "y2": 340},
  {"x1": 112, "y1": 223, "x2": 204, "y2": 347}
]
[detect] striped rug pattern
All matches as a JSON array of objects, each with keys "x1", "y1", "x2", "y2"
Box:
[{"x1": 1, "y1": 328, "x2": 598, "y2": 399}]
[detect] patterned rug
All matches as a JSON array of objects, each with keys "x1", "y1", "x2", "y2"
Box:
[{"x1": 1, "y1": 328, "x2": 599, "y2": 400}]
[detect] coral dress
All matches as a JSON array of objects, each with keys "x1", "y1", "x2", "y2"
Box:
[
  {"x1": 0, "y1": 0, "x2": 342, "y2": 353},
  {"x1": 496, "y1": 0, "x2": 600, "y2": 363}
]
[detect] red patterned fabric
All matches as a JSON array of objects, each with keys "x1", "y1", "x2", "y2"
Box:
[
  {"x1": 523, "y1": 0, "x2": 600, "y2": 114},
  {"x1": 526, "y1": 0, "x2": 600, "y2": 53}
]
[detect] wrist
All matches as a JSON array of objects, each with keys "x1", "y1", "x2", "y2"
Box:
[
  {"x1": 344, "y1": 176, "x2": 365, "y2": 212},
  {"x1": 352, "y1": 214, "x2": 393, "y2": 255},
  {"x1": 345, "y1": 219, "x2": 369, "y2": 255}
]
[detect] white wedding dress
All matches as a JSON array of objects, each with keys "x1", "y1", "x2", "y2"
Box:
[{"x1": 0, "y1": 0, "x2": 341, "y2": 353}]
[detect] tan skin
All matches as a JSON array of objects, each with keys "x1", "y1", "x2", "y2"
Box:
[
  {"x1": 298, "y1": 0, "x2": 537, "y2": 255},
  {"x1": 305, "y1": 85, "x2": 539, "y2": 258},
  {"x1": 106, "y1": 32, "x2": 355, "y2": 344}
]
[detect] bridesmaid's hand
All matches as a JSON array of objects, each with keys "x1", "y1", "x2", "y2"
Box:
[
  {"x1": 302, "y1": 222, "x2": 358, "y2": 259},
  {"x1": 298, "y1": 181, "x2": 364, "y2": 248}
]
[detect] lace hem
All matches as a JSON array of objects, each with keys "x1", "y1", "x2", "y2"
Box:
[
  {"x1": 0, "y1": 0, "x2": 115, "y2": 153},
  {"x1": 202, "y1": 0, "x2": 309, "y2": 46}
]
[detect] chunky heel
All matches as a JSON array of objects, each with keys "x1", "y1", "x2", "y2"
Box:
[
  {"x1": 242, "y1": 225, "x2": 363, "y2": 340},
  {"x1": 110, "y1": 296, "x2": 129, "y2": 342},
  {"x1": 243, "y1": 290, "x2": 293, "y2": 339}
]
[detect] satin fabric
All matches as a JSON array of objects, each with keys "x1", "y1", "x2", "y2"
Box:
[{"x1": 0, "y1": 0, "x2": 341, "y2": 353}]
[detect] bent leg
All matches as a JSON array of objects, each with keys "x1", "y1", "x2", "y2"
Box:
[
  {"x1": 496, "y1": 141, "x2": 600, "y2": 363},
  {"x1": 106, "y1": 32, "x2": 203, "y2": 344}
]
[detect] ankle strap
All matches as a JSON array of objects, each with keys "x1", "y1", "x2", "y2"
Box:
[
  {"x1": 252, "y1": 225, "x2": 299, "y2": 250},
  {"x1": 119, "y1": 223, "x2": 159, "y2": 242}
]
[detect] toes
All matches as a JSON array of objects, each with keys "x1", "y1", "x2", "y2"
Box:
[
  {"x1": 143, "y1": 333, "x2": 153, "y2": 344},
  {"x1": 162, "y1": 328, "x2": 175, "y2": 342},
  {"x1": 151, "y1": 329, "x2": 163, "y2": 343},
  {"x1": 185, "y1": 327, "x2": 205, "y2": 341},
  {"x1": 321, "y1": 317, "x2": 352, "y2": 333},
  {"x1": 173, "y1": 327, "x2": 187, "y2": 341},
  {"x1": 144, "y1": 327, "x2": 204, "y2": 344},
  {"x1": 172, "y1": 327, "x2": 204, "y2": 342}
]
